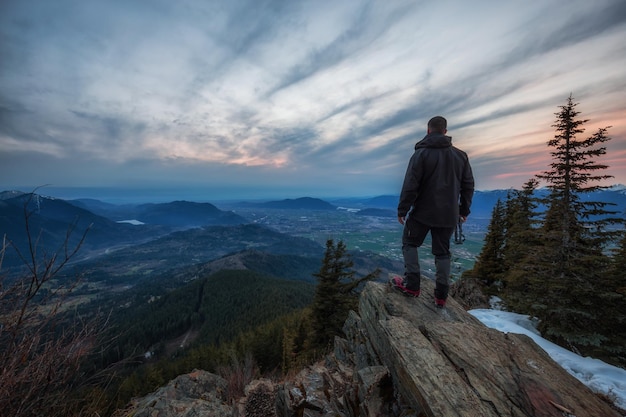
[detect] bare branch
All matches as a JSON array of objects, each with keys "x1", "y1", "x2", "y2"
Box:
[{"x1": 0, "y1": 188, "x2": 102, "y2": 417}]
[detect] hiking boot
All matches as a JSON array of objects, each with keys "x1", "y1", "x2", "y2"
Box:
[
  {"x1": 434, "y1": 277, "x2": 449, "y2": 309},
  {"x1": 434, "y1": 296, "x2": 446, "y2": 308},
  {"x1": 389, "y1": 276, "x2": 420, "y2": 298}
]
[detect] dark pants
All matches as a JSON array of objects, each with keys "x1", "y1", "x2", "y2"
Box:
[{"x1": 402, "y1": 216, "x2": 454, "y2": 299}]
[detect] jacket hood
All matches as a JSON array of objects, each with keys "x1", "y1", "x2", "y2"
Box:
[{"x1": 414, "y1": 133, "x2": 452, "y2": 150}]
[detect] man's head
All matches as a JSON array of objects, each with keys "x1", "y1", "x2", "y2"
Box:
[{"x1": 427, "y1": 116, "x2": 447, "y2": 134}]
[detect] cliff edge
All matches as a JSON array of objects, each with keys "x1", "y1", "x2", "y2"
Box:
[{"x1": 115, "y1": 279, "x2": 621, "y2": 416}]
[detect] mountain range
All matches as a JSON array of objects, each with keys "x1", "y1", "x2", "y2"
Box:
[
  {"x1": 330, "y1": 186, "x2": 626, "y2": 220},
  {"x1": 0, "y1": 192, "x2": 248, "y2": 268},
  {"x1": 71, "y1": 198, "x2": 248, "y2": 226},
  {"x1": 3, "y1": 187, "x2": 624, "y2": 272},
  {"x1": 1, "y1": 189, "x2": 403, "y2": 308}
]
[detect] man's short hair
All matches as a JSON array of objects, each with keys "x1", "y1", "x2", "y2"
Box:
[{"x1": 428, "y1": 116, "x2": 447, "y2": 133}]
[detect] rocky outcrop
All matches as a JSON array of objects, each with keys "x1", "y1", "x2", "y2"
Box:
[
  {"x1": 112, "y1": 369, "x2": 232, "y2": 417},
  {"x1": 115, "y1": 279, "x2": 621, "y2": 417},
  {"x1": 358, "y1": 280, "x2": 620, "y2": 417},
  {"x1": 449, "y1": 275, "x2": 490, "y2": 310}
]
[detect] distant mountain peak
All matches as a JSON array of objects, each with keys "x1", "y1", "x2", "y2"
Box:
[{"x1": 246, "y1": 197, "x2": 336, "y2": 210}]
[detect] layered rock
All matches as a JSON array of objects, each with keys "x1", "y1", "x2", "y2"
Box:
[
  {"x1": 357, "y1": 280, "x2": 620, "y2": 417},
  {"x1": 115, "y1": 279, "x2": 620, "y2": 417},
  {"x1": 112, "y1": 369, "x2": 232, "y2": 417}
]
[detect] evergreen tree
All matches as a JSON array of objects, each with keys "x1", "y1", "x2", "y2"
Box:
[
  {"x1": 467, "y1": 199, "x2": 506, "y2": 285},
  {"x1": 467, "y1": 179, "x2": 541, "y2": 302},
  {"x1": 538, "y1": 95, "x2": 619, "y2": 269},
  {"x1": 502, "y1": 179, "x2": 540, "y2": 270},
  {"x1": 611, "y1": 231, "x2": 626, "y2": 281},
  {"x1": 310, "y1": 239, "x2": 378, "y2": 348},
  {"x1": 499, "y1": 179, "x2": 544, "y2": 308},
  {"x1": 593, "y1": 230, "x2": 626, "y2": 366},
  {"x1": 532, "y1": 94, "x2": 620, "y2": 352}
]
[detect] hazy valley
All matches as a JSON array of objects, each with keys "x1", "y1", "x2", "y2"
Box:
[{"x1": 4, "y1": 187, "x2": 625, "y2": 310}]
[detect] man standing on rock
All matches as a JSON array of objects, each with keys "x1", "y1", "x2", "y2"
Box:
[{"x1": 392, "y1": 116, "x2": 474, "y2": 308}]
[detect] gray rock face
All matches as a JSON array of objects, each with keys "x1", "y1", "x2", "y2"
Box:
[
  {"x1": 112, "y1": 369, "x2": 232, "y2": 417},
  {"x1": 114, "y1": 280, "x2": 621, "y2": 417}
]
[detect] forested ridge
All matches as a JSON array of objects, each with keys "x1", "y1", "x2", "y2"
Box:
[
  {"x1": 84, "y1": 240, "x2": 374, "y2": 415},
  {"x1": 98, "y1": 270, "x2": 315, "y2": 365},
  {"x1": 82, "y1": 269, "x2": 317, "y2": 413}
]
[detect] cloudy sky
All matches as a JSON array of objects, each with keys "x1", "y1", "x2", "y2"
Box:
[{"x1": 1, "y1": 0, "x2": 625, "y2": 201}]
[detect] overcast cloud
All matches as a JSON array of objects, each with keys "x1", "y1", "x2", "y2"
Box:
[{"x1": 1, "y1": 0, "x2": 625, "y2": 200}]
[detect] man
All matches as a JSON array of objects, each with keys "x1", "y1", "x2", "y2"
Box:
[{"x1": 392, "y1": 116, "x2": 474, "y2": 308}]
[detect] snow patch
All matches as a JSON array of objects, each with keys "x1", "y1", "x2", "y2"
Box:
[
  {"x1": 117, "y1": 219, "x2": 145, "y2": 225},
  {"x1": 470, "y1": 309, "x2": 626, "y2": 409},
  {"x1": 336, "y1": 206, "x2": 361, "y2": 213}
]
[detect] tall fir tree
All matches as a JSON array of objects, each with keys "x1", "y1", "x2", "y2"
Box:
[
  {"x1": 310, "y1": 239, "x2": 378, "y2": 349},
  {"x1": 532, "y1": 94, "x2": 620, "y2": 353},
  {"x1": 538, "y1": 95, "x2": 619, "y2": 267}
]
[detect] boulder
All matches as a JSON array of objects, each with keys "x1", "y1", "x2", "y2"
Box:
[
  {"x1": 449, "y1": 275, "x2": 490, "y2": 309},
  {"x1": 112, "y1": 369, "x2": 232, "y2": 417}
]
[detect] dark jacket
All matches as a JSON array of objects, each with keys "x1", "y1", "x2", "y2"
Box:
[{"x1": 397, "y1": 133, "x2": 474, "y2": 228}]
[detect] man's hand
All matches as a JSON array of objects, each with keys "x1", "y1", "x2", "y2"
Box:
[
  {"x1": 459, "y1": 215, "x2": 467, "y2": 223},
  {"x1": 398, "y1": 216, "x2": 405, "y2": 225}
]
